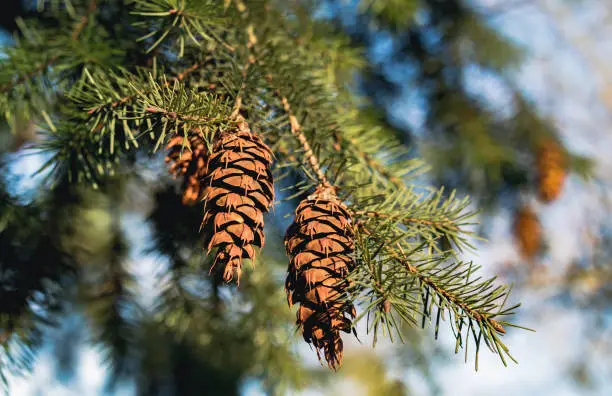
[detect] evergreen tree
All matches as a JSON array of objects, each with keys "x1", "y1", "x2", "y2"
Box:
[{"x1": 0, "y1": 0, "x2": 577, "y2": 393}]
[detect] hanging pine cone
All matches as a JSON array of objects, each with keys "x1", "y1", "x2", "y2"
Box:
[
  {"x1": 165, "y1": 133, "x2": 209, "y2": 206},
  {"x1": 200, "y1": 119, "x2": 274, "y2": 284},
  {"x1": 284, "y1": 184, "x2": 356, "y2": 370},
  {"x1": 536, "y1": 139, "x2": 567, "y2": 203},
  {"x1": 513, "y1": 206, "x2": 542, "y2": 260}
]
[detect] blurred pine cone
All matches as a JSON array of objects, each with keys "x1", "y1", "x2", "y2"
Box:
[
  {"x1": 284, "y1": 184, "x2": 356, "y2": 370},
  {"x1": 165, "y1": 133, "x2": 209, "y2": 206},
  {"x1": 537, "y1": 139, "x2": 566, "y2": 203},
  {"x1": 513, "y1": 205, "x2": 542, "y2": 260}
]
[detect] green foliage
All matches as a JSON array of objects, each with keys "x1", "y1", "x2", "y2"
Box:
[
  {"x1": 359, "y1": 0, "x2": 421, "y2": 31},
  {"x1": 0, "y1": 178, "x2": 75, "y2": 389},
  {"x1": 0, "y1": 0, "x2": 549, "y2": 393},
  {"x1": 132, "y1": 0, "x2": 226, "y2": 54},
  {"x1": 0, "y1": 17, "x2": 124, "y2": 131}
]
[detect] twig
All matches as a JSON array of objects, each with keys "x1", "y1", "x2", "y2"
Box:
[
  {"x1": 88, "y1": 62, "x2": 202, "y2": 114},
  {"x1": 145, "y1": 106, "x2": 221, "y2": 124},
  {"x1": 233, "y1": 0, "x2": 328, "y2": 186},
  {"x1": 337, "y1": 132, "x2": 403, "y2": 188},
  {"x1": 264, "y1": 74, "x2": 329, "y2": 185},
  {"x1": 0, "y1": 56, "x2": 58, "y2": 93},
  {"x1": 72, "y1": 0, "x2": 98, "y2": 40},
  {"x1": 397, "y1": 241, "x2": 505, "y2": 333},
  {"x1": 358, "y1": 224, "x2": 505, "y2": 334},
  {"x1": 229, "y1": 28, "x2": 257, "y2": 119},
  {"x1": 355, "y1": 210, "x2": 461, "y2": 231}
]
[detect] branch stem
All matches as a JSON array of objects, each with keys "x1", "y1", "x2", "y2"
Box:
[
  {"x1": 359, "y1": 224, "x2": 504, "y2": 333},
  {"x1": 333, "y1": 130, "x2": 403, "y2": 188},
  {"x1": 88, "y1": 62, "x2": 201, "y2": 114},
  {"x1": 356, "y1": 210, "x2": 460, "y2": 231},
  {"x1": 0, "y1": 56, "x2": 58, "y2": 93},
  {"x1": 234, "y1": 0, "x2": 328, "y2": 186},
  {"x1": 72, "y1": 0, "x2": 98, "y2": 40}
]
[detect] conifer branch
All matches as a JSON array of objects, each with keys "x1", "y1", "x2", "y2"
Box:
[
  {"x1": 144, "y1": 105, "x2": 224, "y2": 124},
  {"x1": 335, "y1": 130, "x2": 404, "y2": 189},
  {"x1": 356, "y1": 210, "x2": 461, "y2": 232},
  {"x1": 392, "y1": 241, "x2": 504, "y2": 332},
  {"x1": 0, "y1": 0, "x2": 98, "y2": 94},
  {"x1": 355, "y1": 222, "x2": 516, "y2": 366},
  {"x1": 264, "y1": 73, "x2": 329, "y2": 186},
  {"x1": 233, "y1": 0, "x2": 329, "y2": 186},
  {"x1": 87, "y1": 62, "x2": 201, "y2": 114},
  {"x1": 71, "y1": 0, "x2": 98, "y2": 40},
  {"x1": 0, "y1": 55, "x2": 58, "y2": 93},
  {"x1": 0, "y1": 0, "x2": 531, "y2": 381}
]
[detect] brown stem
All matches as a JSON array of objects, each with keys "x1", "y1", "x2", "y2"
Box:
[
  {"x1": 233, "y1": 0, "x2": 328, "y2": 186},
  {"x1": 145, "y1": 106, "x2": 221, "y2": 124},
  {"x1": 72, "y1": 0, "x2": 98, "y2": 40},
  {"x1": 264, "y1": 74, "x2": 329, "y2": 185}
]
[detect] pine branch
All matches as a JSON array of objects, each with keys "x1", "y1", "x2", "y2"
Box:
[
  {"x1": 353, "y1": 220, "x2": 521, "y2": 368},
  {"x1": 131, "y1": 0, "x2": 228, "y2": 53},
  {"x1": 393, "y1": 242, "x2": 505, "y2": 332},
  {"x1": 223, "y1": 3, "x2": 522, "y2": 368},
  {"x1": 357, "y1": 210, "x2": 460, "y2": 232},
  {"x1": 0, "y1": 0, "x2": 531, "y2": 378},
  {"x1": 265, "y1": 73, "x2": 329, "y2": 186},
  {"x1": 71, "y1": 69, "x2": 233, "y2": 158},
  {"x1": 71, "y1": 0, "x2": 98, "y2": 40},
  {"x1": 0, "y1": 55, "x2": 58, "y2": 94},
  {"x1": 86, "y1": 62, "x2": 202, "y2": 114},
  {"x1": 227, "y1": 0, "x2": 330, "y2": 186},
  {"x1": 0, "y1": 0, "x2": 98, "y2": 94}
]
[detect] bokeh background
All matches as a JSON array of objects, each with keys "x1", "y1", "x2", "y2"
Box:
[{"x1": 2, "y1": 0, "x2": 612, "y2": 395}]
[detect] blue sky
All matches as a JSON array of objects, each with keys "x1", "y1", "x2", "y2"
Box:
[{"x1": 4, "y1": 0, "x2": 612, "y2": 395}]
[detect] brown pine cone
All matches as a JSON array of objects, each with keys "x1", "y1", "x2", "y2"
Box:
[
  {"x1": 536, "y1": 139, "x2": 567, "y2": 203},
  {"x1": 200, "y1": 119, "x2": 274, "y2": 284},
  {"x1": 513, "y1": 205, "x2": 542, "y2": 260},
  {"x1": 165, "y1": 133, "x2": 209, "y2": 206},
  {"x1": 284, "y1": 184, "x2": 356, "y2": 370}
]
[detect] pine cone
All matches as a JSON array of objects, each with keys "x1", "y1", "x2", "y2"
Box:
[
  {"x1": 513, "y1": 206, "x2": 542, "y2": 259},
  {"x1": 200, "y1": 119, "x2": 274, "y2": 284},
  {"x1": 537, "y1": 139, "x2": 566, "y2": 203},
  {"x1": 284, "y1": 185, "x2": 356, "y2": 370},
  {"x1": 165, "y1": 133, "x2": 209, "y2": 206}
]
